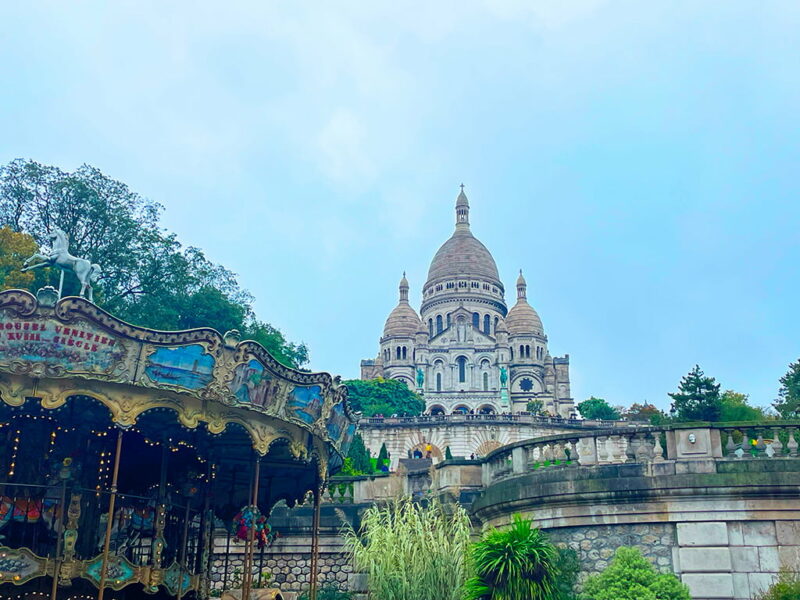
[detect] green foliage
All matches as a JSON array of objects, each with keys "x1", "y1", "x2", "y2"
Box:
[
  {"x1": 577, "y1": 397, "x2": 620, "y2": 421},
  {"x1": 580, "y1": 547, "x2": 690, "y2": 600},
  {"x1": 344, "y1": 378, "x2": 425, "y2": 417},
  {"x1": 346, "y1": 433, "x2": 373, "y2": 474},
  {"x1": 445, "y1": 446, "x2": 454, "y2": 460},
  {"x1": 0, "y1": 159, "x2": 308, "y2": 368},
  {"x1": 553, "y1": 547, "x2": 580, "y2": 600},
  {"x1": 720, "y1": 390, "x2": 768, "y2": 422},
  {"x1": 342, "y1": 496, "x2": 472, "y2": 600},
  {"x1": 298, "y1": 585, "x2": 352, "y2": 600},
  {"x1": 668, "y1": 365, "x2": 721, "y2": 422},
  {"x1": 754, "y1": 569, "x2": 800, "y2": 600},
  {"x1": 774, "y1": 359, "x2": 800, "y2": 418},
  {"x1": 377, "y1": 442, "x2": 389, "y2": 466},
  {"x1": 527, "y1": 399, "x2": 545, "y2": 416},
  {"x1": 624, "y1": 403, "x2": 665, "y2": 424},
  {"x1": 464, "y1": 514, "x2": 560, "y2": 600}
]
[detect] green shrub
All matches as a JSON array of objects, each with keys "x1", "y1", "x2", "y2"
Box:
[
  {"x1": 755, "y1": 569, "x2": 800, "y2": 600},
  {"x1": 580, "y1": 547, "x2": 690, "y2": 600},
  {"x1": 464, "y1": 514, "x2": 560, "y2": 600},
  {"x1": 341, "y1": 496, "x2": 471, "y2": 600},
  {"x1": 553, "y1": 546, "x2": 581, "y2": 600}
]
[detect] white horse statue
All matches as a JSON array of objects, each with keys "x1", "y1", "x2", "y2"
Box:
[{"x1": 21, "y1": 227, "x2": 102, "y2": 302}]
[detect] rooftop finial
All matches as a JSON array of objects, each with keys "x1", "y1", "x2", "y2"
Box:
[
  {"x1": 399, "y1": 272, "x2": 409, "y2": 302},
  {"x1": 455, "y1": 184, "x2": 470, "y2": 229},
  {"x1": 516, "y1": 270, "x2": 527, "y2": 299}
]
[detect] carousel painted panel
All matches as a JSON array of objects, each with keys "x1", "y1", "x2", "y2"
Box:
[
  {"x1": 286, "y1": 384, "x2": 324, "y2": 425},
  {"x1": 143, "y1": 343, "x2": 215, "y2": 391},
  {"x1": 229, "y1": 357, "x2": 281, "y2": 408},
  {"x1": 0, "y1": 313, "x2": 127, "y2": 377}
]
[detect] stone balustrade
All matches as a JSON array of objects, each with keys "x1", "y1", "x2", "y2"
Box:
[
  {"x1": 360, "y1": 413, "x2": 634, "y2": 429},
  {"x1": 481, "y1": 421, "x2": 800, "y2": 485}
]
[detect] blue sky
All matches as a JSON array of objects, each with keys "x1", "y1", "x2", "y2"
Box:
[{"x1": 2, "y1": 2, "x2": 798, "y2": 411}]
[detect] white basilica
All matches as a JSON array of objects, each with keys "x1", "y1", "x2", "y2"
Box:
[{"x1": 361, "y1": 187, "x2": 576, "y2": 418}]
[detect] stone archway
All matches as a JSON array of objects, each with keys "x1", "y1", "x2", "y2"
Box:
[{"x1": 474, "y1": 439, "x2": 502, "y2": 458}]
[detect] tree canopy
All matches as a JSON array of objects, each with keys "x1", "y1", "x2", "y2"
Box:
[
  {"x1": 774, "y1": 359, "x2": 800, "y2": 419},
  {"x1": 577, "y1": 397, "x2": 621, "y2": 421},
  {"x1": 668, "y1": 365, "x2": 722, "y2": 422},
  {"x1": 623, "y1": 403, "x2": 665, "y2": 424},
  {"x1": 0, "y1": 159, "x2": 308, "y2": 369},
  {"x1": 343, "y1": 378, "x2": 425, "y2": 417},
  {"x1": 719, "y1": 390, "x2": 767, "y2": 422}
]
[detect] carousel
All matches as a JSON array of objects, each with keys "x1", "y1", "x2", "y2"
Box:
[{"x1": 0, "y1": 287, "x2": 357, "y2": 600}]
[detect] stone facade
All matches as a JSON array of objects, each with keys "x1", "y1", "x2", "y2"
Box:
[{"x1": 361, "y1": 188, "x2": 575, "y2": 418}]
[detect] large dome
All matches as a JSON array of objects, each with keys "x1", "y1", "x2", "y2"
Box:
[
  {"x1": 426, "y1": 229, "x2": 500, "y2": 284},
  {"x1": 506, "y1": 270, "x2": 544, "y2": 335},
  {"x1": 425, "y1": 188, "x2": 501, "y2": 286}
]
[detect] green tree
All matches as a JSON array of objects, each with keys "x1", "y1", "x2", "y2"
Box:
[
  {"x1": 342, "y1": 497, "x2": 472, "y2": 600},
  {"x1": 577, "y1": 397, "x2": 620, "y2": 421},
  {"x1": 445, "y1": 446, "x2": 454, "y2": 460},
  {"x1": 0, "y1": 226, "x2": 48, "y2": 291},
  {"x1": 668, "y1": 366, "x2": 721, "y2": 422},
  {"x1": 719, "y1": 390, "x2": 767, "y2": 422},
  {"x1": 377, "y1": 442, "x2": 389, "y2": 468},
  {"x1": 624, "y1": 403, "x2": 665, "y2": 424},
  {"x1": 343, "y1": 378, "x2": 425, "y2": 417},
  {"x1": 464, "y1": 514, "x2": 560, "y2": 600},
  {"x1": 0, "y1": 159, "x2": 308, "y2": 369},
  {"x1": 580, "y1": 547, "x2": 690, "y2": 600},
  {"x1": 346, "y1": 433, "x2": 372, "y2": 474},
  {"x1": 774, "y1": 359, "x2": 800, "y2": 418}
]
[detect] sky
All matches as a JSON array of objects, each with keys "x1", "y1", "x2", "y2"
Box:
[{"x1": 2, "y1": 2, "x2": 799, "y2": 411}]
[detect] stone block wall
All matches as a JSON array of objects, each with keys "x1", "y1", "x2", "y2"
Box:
[
  {"x1": 209, "y1": 546, "x2": 352, "y2": 596},
  {"x1": 674, "y1": 520, "x2": 800, "y2": 600}
]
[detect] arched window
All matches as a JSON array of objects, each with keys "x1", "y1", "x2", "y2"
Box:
[
  {"x1": 446, "y1": 313, "x2": 451, "y2": 328},
  {"x1": 402, "y1": 346, "x2": 407, "y2": 360},
  {"x1": 494, "y1": 316, "x2": 499, "y2": 330},
  {"x1": 472, "y1": 312, "x2": 480, "y2": 329},
  {"x1": 519, "y1": 344, "x2": 525, "y2": 357},
  {"x1": 510, "y1": 348, "x2": 514, "y2": 360},
  {"x1": 483, "y1": 314, "x2": 490, "y2": 334},
  {"x1": 526, "y1": 345, "x2": 531, "y2": 358},
  {"x1": 436, "y1": 373, "x2": 442, "y2": 392},
  {"x1": 396, "y1": 347, "x2": 401, "y2": 359},
  {"x1": 457, "y1": 357, "x2": 467, "y2": 383},
  {"x1": 436, "y1": 315, "x2": 443, "y2": 334},
  {"x1": 483, "y1": 371, "x2": 489, "y2": 391},
  {"x1": 428, "y1": 319, "x2": 433, "y2": 337}
]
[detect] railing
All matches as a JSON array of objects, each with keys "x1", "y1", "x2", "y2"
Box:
[
  {"x1": 359, "y1": 413, "x2": 634, "y2": 428},
  {"x1": 481, "y1": 422, "x2": 800, "y2": 484}
]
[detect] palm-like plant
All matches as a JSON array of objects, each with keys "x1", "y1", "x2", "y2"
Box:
[{"x1": 465, "y1": 514, "x2": 559, "y2": 600}]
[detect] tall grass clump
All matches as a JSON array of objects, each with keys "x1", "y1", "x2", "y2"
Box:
[
  {"x1": 464, "y1": 514, "x2": 560, "y2": 600},
  {"x1": 341, "y1": 496, "x2": 471, "y2": 600}
]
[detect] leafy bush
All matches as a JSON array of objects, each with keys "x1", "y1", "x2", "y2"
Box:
[
  {"x1": 342, "y1": 496, "x2": 471, "y2": 600},
  {"x1": 553, "y1": 546, "x2": 581, "y2": 600},
  {"x1": 580, "y1": 547, "x2": 690, "y2": 600},
  {"x1": 464, "y1": 514, "x2": 560, "y2": 600},
  {"x1": 755, "y1": 569, "x2": 800, "y2": 600}
]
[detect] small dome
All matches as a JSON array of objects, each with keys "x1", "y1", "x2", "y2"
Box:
[
  {"x1": 383, "y1": 274, "x2": 421, "y2": 338},
  {"x1": 383, "y1": 303, "x2": 422, "y2": 338},
  {"x1": 506, "y1": 300, "x2": 544, "y2": 335}
]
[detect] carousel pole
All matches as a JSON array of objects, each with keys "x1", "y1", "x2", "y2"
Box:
[
  {"x1": 176, "y1": 500, "x2": 192, "y2": 600},
  {"x1": 97, "y1": 429, "x2": 124, "y2": 600},
  {"x1": 310, "y1": 481, "x2": 322, "y2": 600},
  {"x1": 242, "y1": 456, "x2": 261, "y2": 600},
  {"x1": 49, "y1": 476, "x2": 68, "y2": 600}
]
